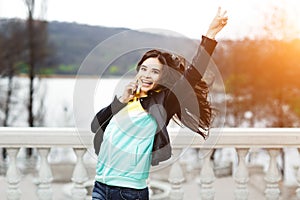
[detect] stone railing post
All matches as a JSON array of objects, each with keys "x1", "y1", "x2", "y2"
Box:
[
  {"x1": 234, "y1": 148, "x2": 249, "y2": 200},
  {"x1": 168, "y1": 148, "x2": 185, "y2": 200},
  {"x1": 296, "y1": 148, "x2": 300, "y2": 199},
  {"x1": 264, "y1": 148, "x2": 281, "y2": 200},
  {"x1": 6, "y1": 148, "x2": 21, "y2": 200},
  {"x1": 199, "y1": 149, "x2": 215, "y2": 200},
  {"x1": 71, "y1": 148, "x2": 88, "y2": 200},
  {"x1": 36, "y1": 148, "x2": 53, "y2": 200}
]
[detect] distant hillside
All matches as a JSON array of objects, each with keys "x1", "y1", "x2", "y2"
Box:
[
  {"x1": 1, "y1": 19, "x2": 199, "y2": 76},
  {"x1": 46, "y1": 21, "x2": 198, "y2": 76},
  {"x1": 47, "y1": 21, "x2": 131, "y2": 75}
]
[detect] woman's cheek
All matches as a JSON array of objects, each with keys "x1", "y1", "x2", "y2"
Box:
[{"x1": 154, "y1": 74, "x2": 161, "y2": 82}]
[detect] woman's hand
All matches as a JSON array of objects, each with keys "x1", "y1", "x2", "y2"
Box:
[
  {"x1": 118, "y1": 81, "x2": 138, "y2": 103},
  {"x1": 206, "y1": 7, "x2": 228, "y2": 39}
]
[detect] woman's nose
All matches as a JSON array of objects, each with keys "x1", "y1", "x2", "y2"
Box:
[{"x1": 144, "y1": 70, "x2": 151, "y2": 77}]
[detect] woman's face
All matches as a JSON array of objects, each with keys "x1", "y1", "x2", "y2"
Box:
[{"x1": 136, "y1": 57, "x2": 163, "y2": 95}]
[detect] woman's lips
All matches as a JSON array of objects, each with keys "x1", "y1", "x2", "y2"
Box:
[{"x1": 141, "y1": 80, "x2": 153, "y2": 87}]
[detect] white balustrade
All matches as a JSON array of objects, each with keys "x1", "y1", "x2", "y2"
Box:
[
  {"x1": 168, "y1": 148, "x2": 185, "y2": 200},
  {"x1": 37, "y1": 148, "x2": 53, "y2": 200},
  {"x1": 264, "y1": 149, "x2": 281, "y2": 200},
  {"x1": 297, "y1": 148, "x2": 300, "y2": 199},
  {"x1": 71, "y1": 148, "x2": 88, "y2": 200},
  {"x1": 1, "y1": 128, "x2": 300, "y2": 199},
  {"x1": 199, "y1": 149, "x2": 215, "y2": 200},
  {"x1": 234, "y1": 148, "x2": 249, "y2": 200},
  {"x1": 6, "y1": 148, "x2": 21, "y2": 200}
]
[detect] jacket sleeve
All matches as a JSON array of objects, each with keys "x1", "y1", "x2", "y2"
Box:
[
  {"x1": 184, "y1": 35, "x2": 217, "y2": 86},
  {"x1": 165, "y1": 36, "x2": 217, "y2": 104},
  {"x1": 91, "y1": 96, "x2": 127, "y2": 133}
]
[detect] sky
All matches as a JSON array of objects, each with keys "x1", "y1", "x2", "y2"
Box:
[{"x1": 0, "y1": 0, "x2": 300, "y2": 40}]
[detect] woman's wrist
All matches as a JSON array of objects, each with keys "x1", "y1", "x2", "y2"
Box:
[
  {"x1": 205, "y1": 30, "x2": 217, "y2": 40},
  {"x1": 118, "y1": 96, "x2": 128, "y2": 104}
]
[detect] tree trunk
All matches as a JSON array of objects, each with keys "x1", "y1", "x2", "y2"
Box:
[{"x1": 26, "y1": 5, "x2": 35, "y2": 157}]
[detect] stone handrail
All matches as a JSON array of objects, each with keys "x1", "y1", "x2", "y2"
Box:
[
  {"x1": 1, "y1": 127, "x2": 300, "y2": 148},
  {"x1": 0, "y1": 127, "x2": 92, "y2": 148},
  {"x1": 171, "y1": 127, "x2": 300, "y2": 148}
]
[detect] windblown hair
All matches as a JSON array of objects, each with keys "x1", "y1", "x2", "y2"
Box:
[{"x1": 136, "y1": 49, "x2": 213, "y2": 139}]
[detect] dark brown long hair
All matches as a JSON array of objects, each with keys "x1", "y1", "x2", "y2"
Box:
[
  {"x1": 137, "y1": 49, "x2": 184, "y2": 71},
  {"x1": 136, "y1": 49, "x2": 213, "y2": 138},
  {"x1": 136, "y1": 49, "x2": 185, "y2": 89}
]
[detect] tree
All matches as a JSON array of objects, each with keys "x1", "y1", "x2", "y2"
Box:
[
  {"x1": 214, "y1": 1, "x2": 300, "y2": 128},
  {"x1": 24, "y1": 0, "x2": 49, "y2": 156},
  {"x1": 24, "y1": 0, "x2": 49, "y2": 124},
  {"x1": 0, "y1": 19, "x2": 27, "y2": 159},
  {"x1": 213, "y1": 1, "x2": 300, "y2": 179}
]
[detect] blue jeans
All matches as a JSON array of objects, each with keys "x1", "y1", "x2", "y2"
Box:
[{"x1": 92, "y1": 181, "x2": 149, "y2": 200}]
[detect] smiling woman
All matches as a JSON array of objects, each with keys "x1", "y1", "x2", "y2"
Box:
[{"x1": 90, "y1": 7, "x2": 228, "y2": 200}]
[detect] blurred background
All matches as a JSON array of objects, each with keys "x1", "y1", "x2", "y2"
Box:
[
  {"x1": 0, "y1": 0, "x2": 300, "y2": 129},
  {"x1": 0, "y1": 0, "x2": 300, "y2": 199}
]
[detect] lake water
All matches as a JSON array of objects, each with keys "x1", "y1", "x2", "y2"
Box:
[{"x1": 0, "y1": 76, "x2": 134, "y2": 128}]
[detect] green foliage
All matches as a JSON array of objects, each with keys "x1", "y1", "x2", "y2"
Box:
[
  {"x1": 128, "y1": 64, "x2": 137, "y2": 71},
  {"x1": 58, "y1": 64, "x2": 77, "y2": 73},
  {"x1": 225, "y1": 74, "x2": 250, "y2": 94},
  {"x1": 15, "y1": 61, "x2": 28, "y2": 74},
  {"x1": 217, "y1": 39, "x2": 300, "y2": 127},
  {"x1": 288, "y1": 96, "x2": 300, "y2": 117},
  {"x1": 109, "y1": 66, "x2": 119, "y2": 74},
  {"x1": 39, "y1": 67, "x2": 55, "y2": 75}
]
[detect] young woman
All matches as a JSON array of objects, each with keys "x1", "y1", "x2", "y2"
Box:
[{"x1": 91, "y1": 7, "x2": 228, "y2": 200}]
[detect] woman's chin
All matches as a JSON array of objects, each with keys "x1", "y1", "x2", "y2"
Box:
[{"x1": 141, "y1": 87, "x2": 151, "y2": 94}]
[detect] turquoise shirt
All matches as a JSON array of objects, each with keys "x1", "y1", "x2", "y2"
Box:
[{"x1": 95, "y1": 100, "x2": 157, "y2": 189}]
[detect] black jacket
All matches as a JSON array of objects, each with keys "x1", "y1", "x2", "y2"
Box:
[{"x1": 91, "y1": 36, "x2": 217, "y2": 165}]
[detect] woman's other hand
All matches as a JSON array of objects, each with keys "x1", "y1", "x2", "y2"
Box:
[
  {"x1": 206, "y1": 7, "x2": 228, "y2": 39},
  {"x1": 118, "y1": 81, "x2": 138, "y2": 103}
]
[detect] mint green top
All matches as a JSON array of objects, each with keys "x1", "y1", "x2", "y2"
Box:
[{"x1": 95, "y1": 100, "x2": 157, "y2": 189}]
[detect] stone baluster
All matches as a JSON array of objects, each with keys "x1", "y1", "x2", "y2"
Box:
[
  {"x1": 71, "y1": 148, "x2": 88, "y2": 200},
  {"x1": 234, "y1": 148, "x2": 249, "y2": 200},
  {"x1": 168, "y1": 148, "x2": 185, "y2": 200},
  {"x1": 199, "y1": 149, "x2": 215, "y2": 200},
  {"x1": 264, "y1": 148, "x2": 281, "y2": 200},
  {"x1": 6, "y1": 148, "x2": 21, "y2": 200},
  {"x1": 37, "y1": 148, "x2": 53, "y2": 200},
  {"x1": 296, "y1": 148, "x2": 300, "y2": 199}
]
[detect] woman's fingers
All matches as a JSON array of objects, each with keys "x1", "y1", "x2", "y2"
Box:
[
  {"x1": 216, "y1": 7, "x2": 227, "y2": 19},
  {"x1": 222, "y1": 10, "x2": 227, "y2": 17},
  {"x1": 119, "y1": 81, "x2": 138, "y2": 103},
  {"x1": 216, "y1": 7, "x2": 228, "y2": 26},
  {"x1": 124, "y1": 81, "x2": 138, "y2": 97},
  {"x1": 216, "y1": 6, "x2": 221, "y2": 17},
  {"x1": 129, "y1": 82, "x2": 137, "y2": 94}
]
